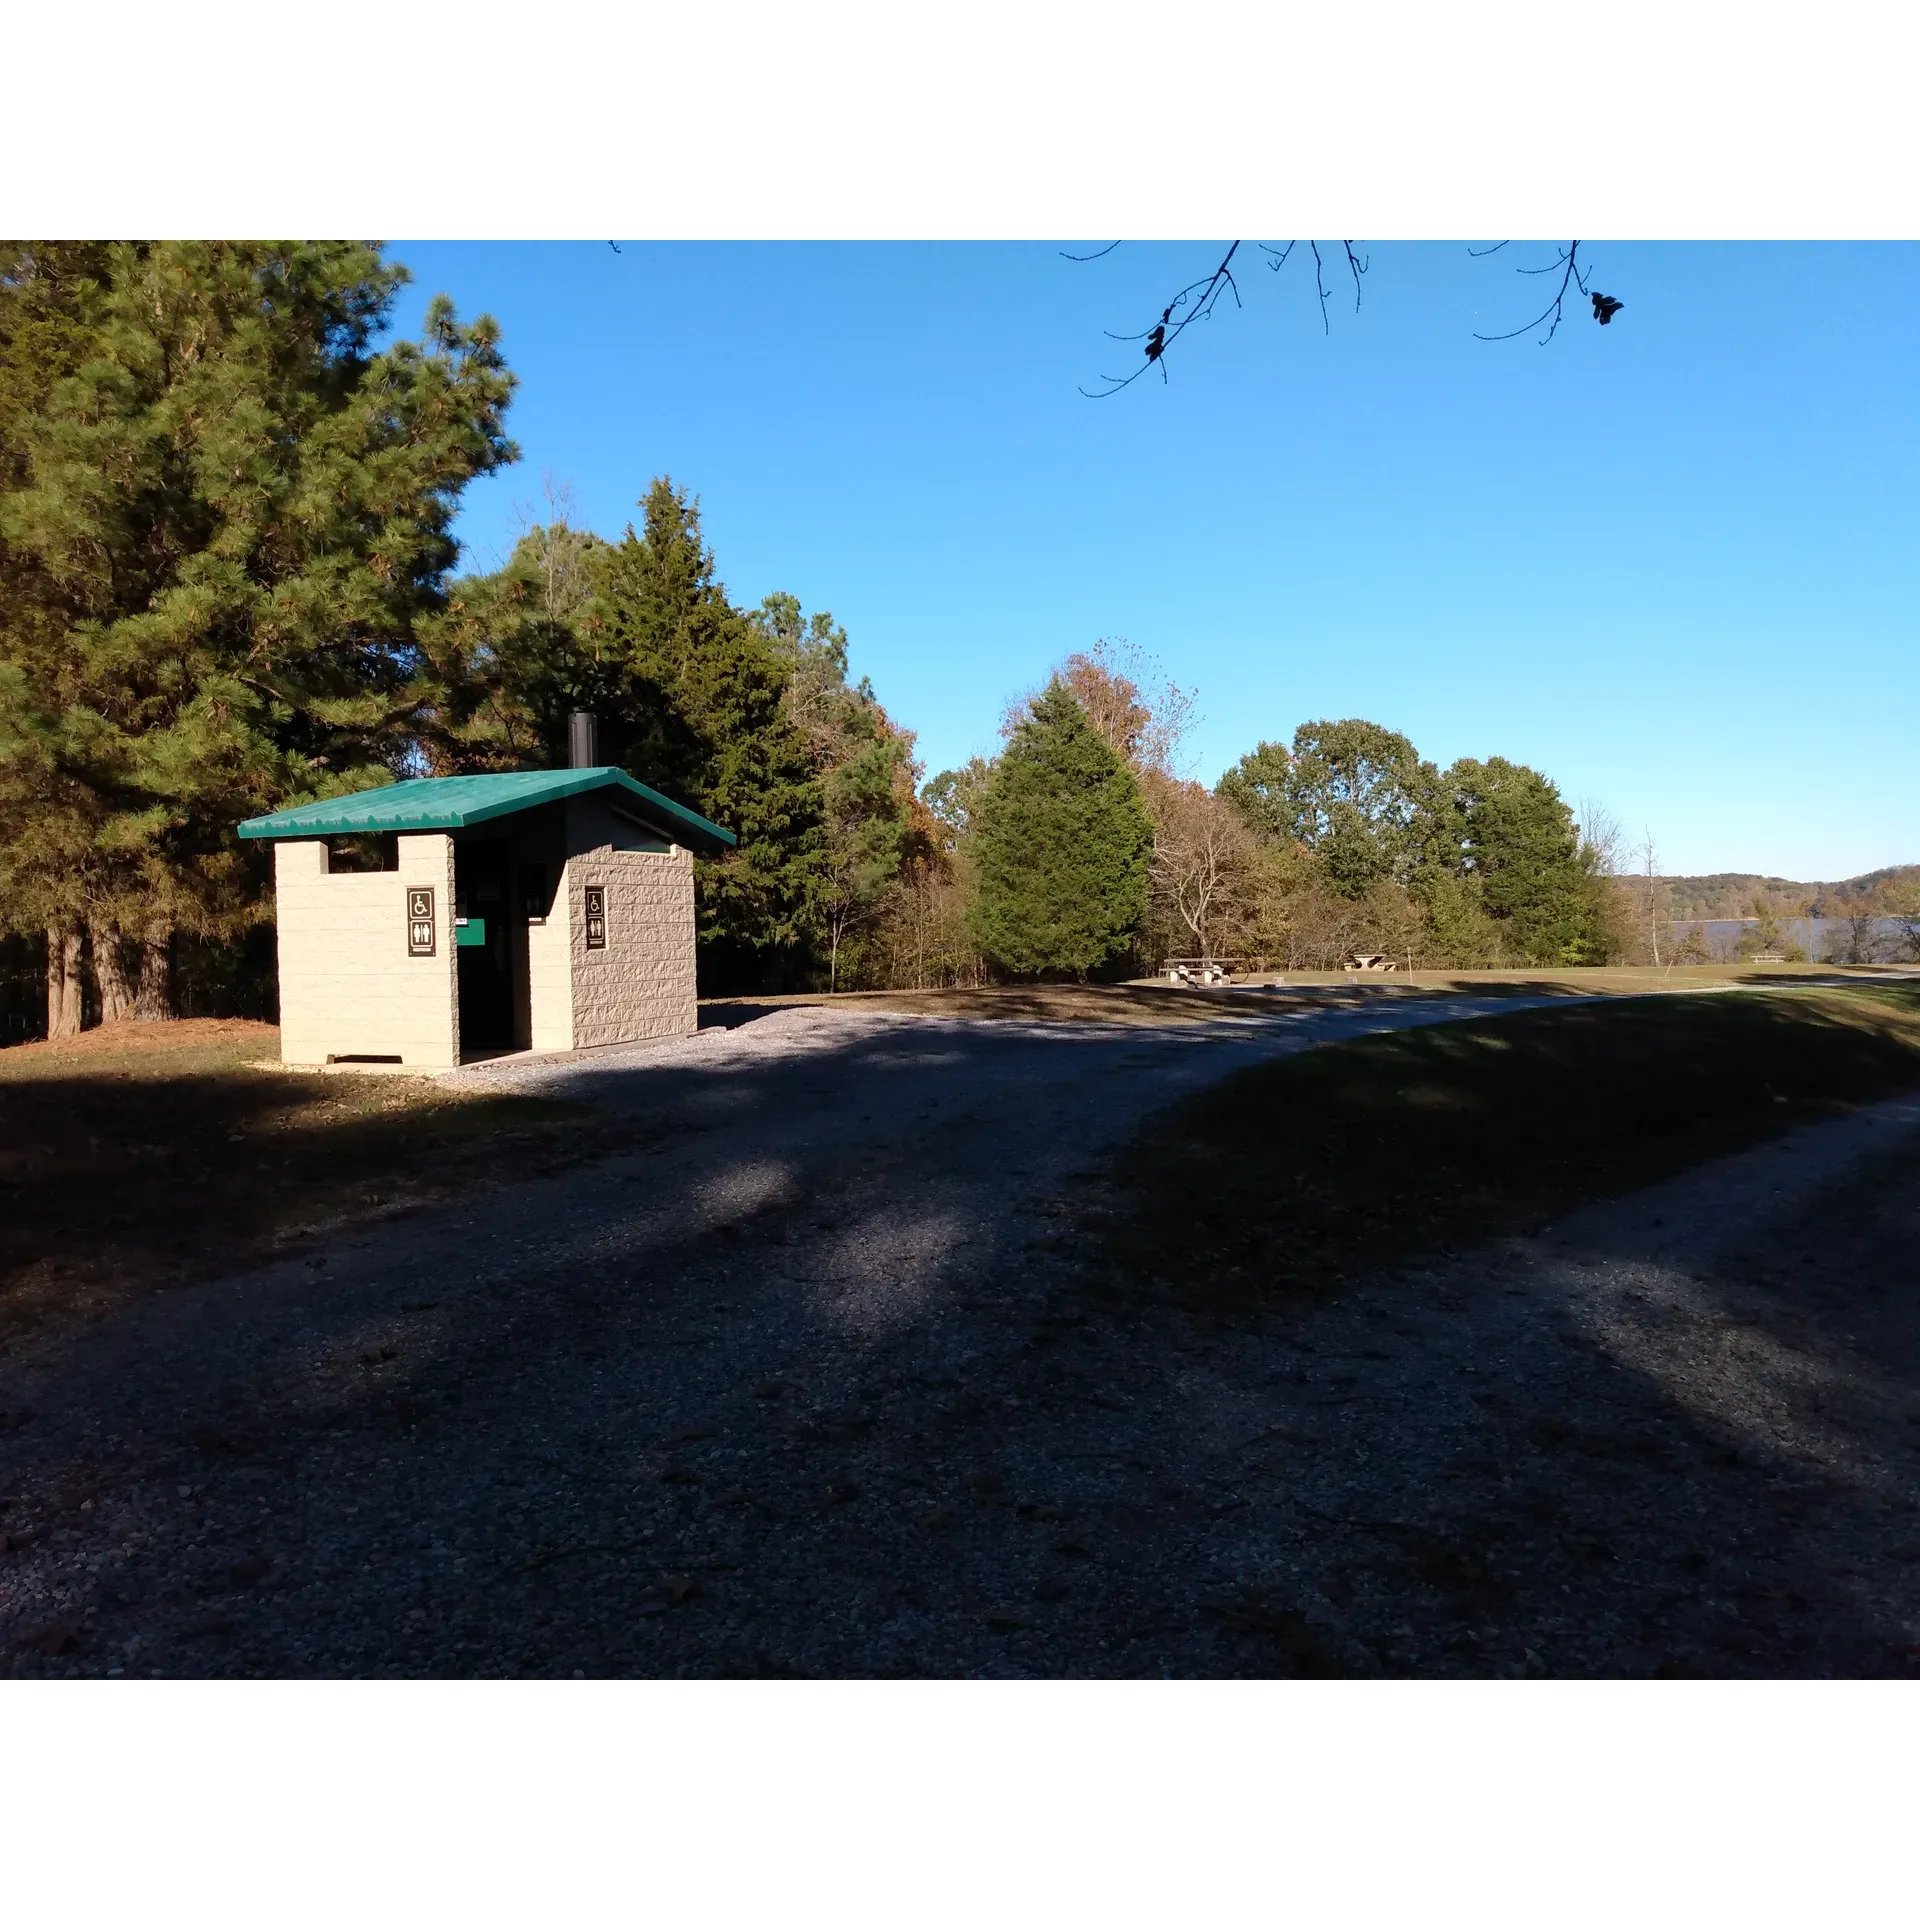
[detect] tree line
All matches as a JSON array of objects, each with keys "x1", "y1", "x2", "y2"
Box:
[
  {"x1": 0, "y1": 241, "x2": 945, "y2": 1021},
  {"x1": 1657, "y1": 868, "x2": 1920, "y2": 924},
  {"x1": 924, "y1": 641, "x2": 1625, "y2": 982},
  {"x1": 2, "y1": 241, "x2": 1651, "y2": 1042}
]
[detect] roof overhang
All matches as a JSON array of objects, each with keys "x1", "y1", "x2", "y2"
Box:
[{"x1": 238, "y1": 768, "x2": 737, "y2": 856}]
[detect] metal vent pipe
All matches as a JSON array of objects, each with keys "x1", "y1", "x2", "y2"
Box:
[{"x1": 568, "y1": 710, "x2": 599, "y2": 769}]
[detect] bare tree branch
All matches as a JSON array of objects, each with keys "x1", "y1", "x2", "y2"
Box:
[
  {"x1": 1079, "y1": 242, "x2": 1242, "y2": 399},
  {"x1": 1071, "y1": 238, "x2": 1624, "y2": 394},
  {"x1": 1474, "y1": 241, "x2": 1595, "y2": 344},
  {"x1": 1343, "y1": 242, "x2": 1369, "y2": 313},
  {"x1": 1267, "y1": 240, "x2": 1366, "y2": 330}
]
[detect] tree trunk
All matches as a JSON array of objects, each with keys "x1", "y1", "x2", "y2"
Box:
[
  {"x1": 46, "y1": 925, "x2": 84, "y2": 1040},
  {"x1": 91, "y1": 922, "x2": 135, "y2": 1024},
  {"x1": 135, "y1": 926, "x2": 174, "y2": 1021}
]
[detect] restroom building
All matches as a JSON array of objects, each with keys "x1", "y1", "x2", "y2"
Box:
[{"x1": 237, "y1": 765, "x2": 735, "y2": 1069}]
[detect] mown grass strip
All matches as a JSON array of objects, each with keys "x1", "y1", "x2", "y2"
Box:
[
  {"x1": 1095, "y1": 984, "x2": 1920, "y2": 1316},
  {"x1": 712, "y1": 965, "x2": 1902, "y2": 1029}
]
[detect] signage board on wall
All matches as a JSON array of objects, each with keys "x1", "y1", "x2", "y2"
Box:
[
  {"x1": 584, "y1": 885, "x2": 607, "y2": 950},
  {"x1": 407, "y1": 887, "x2": 436, "y2": 956}
]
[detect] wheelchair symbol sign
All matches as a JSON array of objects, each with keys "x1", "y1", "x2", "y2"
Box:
[{"x1": 407, "y1": 887, "x2": 436, "y2": 956}]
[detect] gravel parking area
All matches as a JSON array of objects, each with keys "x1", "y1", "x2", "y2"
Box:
[{"x1": 3, "y1": 992, "x2": 1915, "y2": 1677}]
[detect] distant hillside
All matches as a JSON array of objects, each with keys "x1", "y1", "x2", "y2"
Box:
[{"x1": 1652, "y1": 866, "x2": 1920, "y2": 920}]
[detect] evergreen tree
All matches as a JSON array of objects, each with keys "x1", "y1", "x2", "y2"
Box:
[
  {"x1": 0, "y1": 245, "x2": 117, "y2": 1031},
  {"x1": 416, "y1": 520, "x2": 630, "y2": 775},
  {"x1": 752, "y1": 592, "x2": 852, "y2": 756},
  {"x1": 969, "y1": 679, "x2": 1151, "y2": 978},
  {"x1": 1445, "y1": 756, "x2": 1609, "y2": 963},
  {"x1": 584, "y1": 483, "x2": 830, "y2": 988},
  {"x1": 0, "y1": 242, "x2": 516, "y2": 1019},
  {"x1": 429, "y1": 480, "x2": 828, "y2": 990},
  {"x1": 751, "y1": 592, "x2": 915, "y2": 990}
]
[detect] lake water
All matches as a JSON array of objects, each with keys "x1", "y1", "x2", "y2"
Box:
[{"x1": 1674, "y1": 917, "x2": 1908, "y2": 961}]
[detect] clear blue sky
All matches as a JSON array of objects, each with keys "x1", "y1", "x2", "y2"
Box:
[{"x1": 386, "y1": 241, "x2": 1917, "y2": 882}]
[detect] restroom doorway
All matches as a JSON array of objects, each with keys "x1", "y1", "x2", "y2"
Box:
[{"x1": 453, "y1": 838, "x2": 519, "y2": 1055}]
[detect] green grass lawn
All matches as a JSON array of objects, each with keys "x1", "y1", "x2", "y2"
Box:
[
  {"x1": 0, "y1": 1019, "x2": 645, "y2": 1341},
  {"x1": 1093, "y1": 982, "x2": 1920, "y2": 1317}
]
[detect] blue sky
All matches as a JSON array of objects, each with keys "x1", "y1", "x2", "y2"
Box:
[{"x1": 386, "y1": 241, "x2": 1917, "y2": 881}]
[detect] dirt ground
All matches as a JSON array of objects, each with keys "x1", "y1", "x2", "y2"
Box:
[{"x1": 3, "y1": 990, "x2": 1915, "y2": 1678}]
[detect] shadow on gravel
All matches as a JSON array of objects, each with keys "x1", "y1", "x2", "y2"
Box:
[
  {"x1": 697, "y1": 1002, "x2": 801, "y2": 1031},
  {"x1": 1339, "y1": 1125, "x2": 1920, "y2": 1680},
  {"x1": 0, "y1": 1011, "x2": 1260, "y2": 1675},
  {"x1": 4, "y1": 1005, "x2": 1915, "y2": 1680}
]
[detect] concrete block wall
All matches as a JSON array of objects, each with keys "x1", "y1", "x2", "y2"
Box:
[
  {"x1": 565, "y1": 843, "x2": 698, "y2": 1047},
  {"x1": 273, "y1": 834, "x2": 458, "y2": 1068},
  {"x1": 525, "y1": 870, "x2": 574, "y2": 1052}
]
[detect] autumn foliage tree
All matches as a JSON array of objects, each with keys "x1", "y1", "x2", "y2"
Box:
[{"x1": 1144, "y1": 774, "x2": 1255, "y2": 959}]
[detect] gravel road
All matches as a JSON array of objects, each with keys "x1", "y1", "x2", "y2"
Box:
[{"x1": 3, "y1": 990, "x2": 1916, "y2": 1678}]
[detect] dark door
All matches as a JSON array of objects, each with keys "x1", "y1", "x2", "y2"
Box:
[{"x1": 454, "y1": 840, "x2": 514, "y2": 1054}]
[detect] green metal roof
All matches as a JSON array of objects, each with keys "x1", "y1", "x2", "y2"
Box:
[{"x1": 237, "y1": 768, "x2": 736, "y2": 855}]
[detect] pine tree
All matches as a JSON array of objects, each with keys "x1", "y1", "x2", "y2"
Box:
[
  {"x1": 581, "y1": 484, "x2": 824, "y2": 987},
  {"x1": 970, "y1": 679, "x2": 1151, "y2": 978},
  {"x1": 0, "y1": 242, "x2": 517, "y2": 1019},
  {"x1": 751, "y1": 592, "x2": 918, "y2": 990},
  {"x1": 432, "y1": 479, "x2": 829, "y2": 990},
  {"x1": 0, "y1": 244, "x2": 112, "y2": 1032}
]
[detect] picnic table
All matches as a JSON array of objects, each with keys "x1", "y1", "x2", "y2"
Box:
[{"x1": 1164, "y1": 958, "x2": 1241, "y2": 986}]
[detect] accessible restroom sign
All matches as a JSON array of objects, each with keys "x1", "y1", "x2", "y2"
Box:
[{"x1": 408, "y1": 887, "x2": 436, "y2": 956}]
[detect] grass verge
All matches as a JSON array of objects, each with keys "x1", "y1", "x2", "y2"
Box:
[
  {"x1": 0, "y1": 1019, "x2": 650, "y2": 1342},
  {"x1": 1092, "y1": 983, "x2": 1920, "y2": 1316},
  {"x1": 706, "y1": 965, "x2": 1909, "y2": 1029}
]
